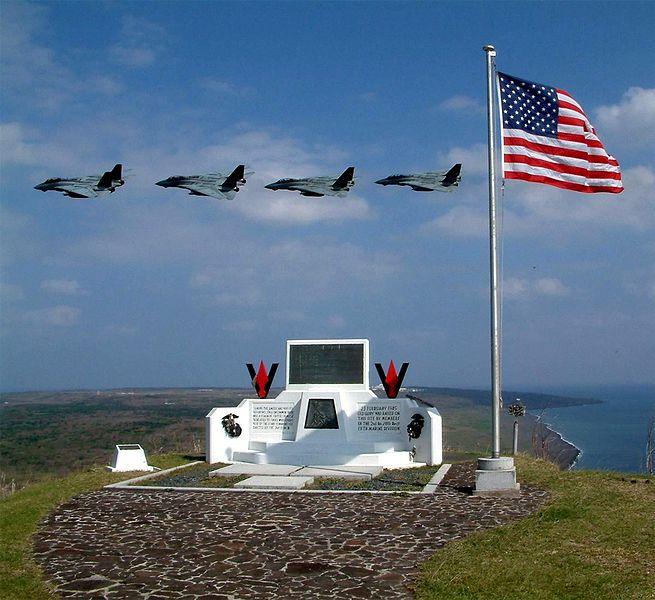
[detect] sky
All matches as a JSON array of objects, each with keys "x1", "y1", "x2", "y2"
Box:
[{"x1": 1, "y1": 1, "x2": 654, "y2": 392}]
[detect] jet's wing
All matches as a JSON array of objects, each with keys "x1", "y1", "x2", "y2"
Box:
[
  {"x1": 409, "y1": 185, "x2": 434, "y2": 192},
  {"x1": 57, "y1": 184, "x2": 98, "y2": 198},
  {"x1": 183, "y1": 183, "x2": 234, "y2": 200},
  {"x1": 299, "y1": 189, "x2": 325, "y2": 197}
]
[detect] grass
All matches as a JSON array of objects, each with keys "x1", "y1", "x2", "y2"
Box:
[
  {"x1": 306, "y1": 464, "x2": 442, "y2": 491},
  {"x1": 416, "y1": 455, "x2": 655, "y2": 600},
  {"x1": 0, "y1": 454, "x2": 191, "y2": 600}
]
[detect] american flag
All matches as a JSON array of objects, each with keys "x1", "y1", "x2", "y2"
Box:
[{"x1": 498, "y1": 72, "x2": 623, "y2": 194}]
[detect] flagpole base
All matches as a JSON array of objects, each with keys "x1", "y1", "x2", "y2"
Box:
[{"x1": 473, "y1": 456, "x2": 520, "y2": 496}]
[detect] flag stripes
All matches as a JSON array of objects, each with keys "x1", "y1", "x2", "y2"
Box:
[{"x1": 498, "y1": 72, "x2": 623, "y2": 194}]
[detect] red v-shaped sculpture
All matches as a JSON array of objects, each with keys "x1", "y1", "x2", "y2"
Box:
[
  {"x1": 374, "y1": 360, "x2": 409, "y2": 399},
  {"x1": 246, "y1": 361, "x2": 279, "y2": 399}
]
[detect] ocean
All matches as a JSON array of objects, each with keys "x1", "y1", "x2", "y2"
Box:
[{"x1": 532, "y1": 385, "x2": 655, "y2": 474}]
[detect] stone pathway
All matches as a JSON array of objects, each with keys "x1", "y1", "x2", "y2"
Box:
[{"x1": 33, "y1": 463, "x2": 548, "y2": 599}]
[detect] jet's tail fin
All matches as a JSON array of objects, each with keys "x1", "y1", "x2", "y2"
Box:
[
  {"x1": 442, "y1": 163, "x2": 462, "y2": 187},
  {"x1": 97, "y1": 170, "x2": 114, "y2": 189},
  {"x1": 333, "y1": 166, "x2": 355, "y2": 189},
  {"x1": 223, "y1": 164, "x2": 246, "y2": 189},
  {"x1": 110, "y1": 164, "x2": 122, "y2": 180}
]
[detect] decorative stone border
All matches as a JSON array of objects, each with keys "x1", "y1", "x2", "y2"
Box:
[{"x1": 105, "y1": 461, "x2": 455, "y2": 494}]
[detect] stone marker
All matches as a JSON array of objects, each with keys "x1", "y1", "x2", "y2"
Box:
[{"x1": 234, "y1": 475, "x2": 314, "y2": 490}]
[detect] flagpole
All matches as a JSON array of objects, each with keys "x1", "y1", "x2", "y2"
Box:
[{"x1": 483, "y1": 44, "x2": 501, "y2": 459}]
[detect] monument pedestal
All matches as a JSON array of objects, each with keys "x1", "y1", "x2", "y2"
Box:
[
  {"x1": 206, "y1": 339, "x2": 443, "y2": 468},
  {"x1": 473, "y1": 456, "x2": 520, "y2": 496}
]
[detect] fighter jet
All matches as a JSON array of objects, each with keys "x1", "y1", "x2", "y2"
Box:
[
  {"x1": 155, "y1": 165, "x2": 252, "y2": 200},
  {"x1": 265, "y1": 167, "x2": 355, "y2": 197},
  {"x1": 34, "y1": 164, "x2": 125, "y2": 198},
  {"x1": 375, "y1": 163, "x2": 462, "y2": 192}
]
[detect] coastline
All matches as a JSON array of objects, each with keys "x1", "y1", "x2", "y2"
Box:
[{"x1": 524, "y1": 413, "x2": 582, "y2": 470}]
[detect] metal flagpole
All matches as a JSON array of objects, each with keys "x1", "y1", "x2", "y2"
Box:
[{"x1": 483, "y1": 44, "x2": 502, "y2": 459}]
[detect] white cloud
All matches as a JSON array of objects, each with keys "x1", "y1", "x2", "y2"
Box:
[
  {"x1": 109, "y1": 16, "x2": 166, "y2": 68},
  {"x1": 239, "y1": 193, "x2": 372, "y2": 225},
  {"x1": 110, "y1": 46, "x2": 156, "y2": 68},
  {"x1": 533, "y1": 278, "x2": 569, "y2": 296},
  {"x1": 327, "y1": 314, "x2": 347, "y2": 328},
  {"x1": 437, "y1": 95, "x2": 482, "y2": 113},
  {"x1": 23, "y1": 305, "x2": 80, "y2": 327},
  {"x1": 503, "y1": 277, "x2": 569, "y2": 299},
  {"x1": 437, "y1": 143, "x2": 487, "y2": 175},
  {"x1": 595, "y1": 87, "x2": 655, "y2": 150},
  {"x1": 0, "y1": 4, "x2": 127, "y2": 110},
  {"x1": 40, "y1": 279, "x2": 86, "y2": 295},
  {"x1": 0, "y1": 121, "x2": 79, "y2": 169}
]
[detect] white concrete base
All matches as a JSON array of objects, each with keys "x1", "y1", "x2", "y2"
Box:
[
  {"x1": 422, "y1": 463, "x2": 452, "y2": 493},
  {"x1": 209, "y1": 463, "x2": 299, "y2": 477},
  {"x1": 107, "y1": 444, "x2": 155, "y2": 473},
  {"x1": 473, "y1": 456, "x2": 520, "y2": 496},
  {"x1": 234, "y1": 475, "x2": 314, "y2": 490},
  {"x1": 293, "y1": 465, "x2": 383, "y2": 480}
]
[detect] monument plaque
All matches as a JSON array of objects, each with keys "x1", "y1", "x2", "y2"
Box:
[
  {"x1": 250, "y1": 401, "x2": 298, "y2": 440},
  {"x1": 357, "y1": 402, "x2": 401, "y2": 432},
  {"x1": 304, "y1": 399, "x2": 339, "y2": 429}
]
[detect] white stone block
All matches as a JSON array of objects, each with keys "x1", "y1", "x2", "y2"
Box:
[
  {"x1": 108, "y1": 444, "x2": 154, "y2": 472},
  {"x1": 234, "y1": 475, "x2": 314, "y2": 490}
]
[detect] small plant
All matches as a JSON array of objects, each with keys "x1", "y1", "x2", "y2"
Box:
[{"x1": 508, "y1": 400, "x2": 526, "y2": 455}]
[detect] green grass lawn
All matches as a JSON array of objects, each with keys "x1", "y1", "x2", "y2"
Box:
[
  {"x1": 416, "y1": 456, "x2": 655, "y2": 600},
  {"x1": 0, "y1": 454, "x2": 191, "y2": 600}
]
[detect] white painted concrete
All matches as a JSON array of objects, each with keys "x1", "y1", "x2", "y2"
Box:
[
  {"x1": 234, "y1": 475, "x2": 314, "y2": 490},
  {"x1": 107, "y1": 444, "x2": 155, "y2": 472},
  {"x1": 206, "y1": 339, "x2": 443, "y2": 468}
]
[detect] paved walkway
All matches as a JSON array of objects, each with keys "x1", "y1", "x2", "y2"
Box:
[{"x1": 33, "y1": 463, "x2": 548, "y2": 599}]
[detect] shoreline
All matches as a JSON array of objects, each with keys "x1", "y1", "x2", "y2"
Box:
[{"x1": 525, "y1": 413, "x2": 582, "y2": 470}]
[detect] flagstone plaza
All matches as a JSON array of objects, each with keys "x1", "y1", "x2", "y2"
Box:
[{"x1": 33, "y1": 463, "x2": 548, "y2": 599}]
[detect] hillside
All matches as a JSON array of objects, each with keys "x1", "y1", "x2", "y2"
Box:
[{"x1": 0, "y1": 387, "x2": 595, "y2": 490}]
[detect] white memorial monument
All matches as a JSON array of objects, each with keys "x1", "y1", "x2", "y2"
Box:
[{"x1": 206, "y1": 339, "x2": 442, "y2": 467}]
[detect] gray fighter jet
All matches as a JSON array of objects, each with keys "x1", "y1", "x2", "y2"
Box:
[
  {"x1": 375, "y1": 163, "x2": 462, "y2": 192},
  {"x1": 155, "y1": 165, "x2": 252, "y2": 200},
  {"x1": 34, "y1": 164, "x2": 124, "y2": 198},
  {"x1": 265, "y1": 167, "x2": 355, "y2": 197}
]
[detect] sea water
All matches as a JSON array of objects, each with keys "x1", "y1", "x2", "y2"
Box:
[{"x1": 534, "y1": 385, "x2": 655, "y2": 474}]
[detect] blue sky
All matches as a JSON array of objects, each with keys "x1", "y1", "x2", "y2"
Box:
[{"x1": 1, "y1": 1, "x2": 654, "y2": 391}]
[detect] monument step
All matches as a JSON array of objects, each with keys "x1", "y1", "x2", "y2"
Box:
[
  {"x1": 232, "y1": 449, "x2": 413, "y2": 467},
  {"x1": 234, "y1": 475, "x2": 314, "y2": 490},
  {"x1": 248, "y1": 440, "x2": 401, "y2": 453}
]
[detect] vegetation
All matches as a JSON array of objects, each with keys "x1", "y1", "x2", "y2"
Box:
[
  {"x1": 1, "y1": 386, "x2": 588, "y2": 491},
  {"x1": 307, "y1": 464, "x2": 442, "y2": 491},
  {"x1": 416, "y1": 456, "x2": 655, "y2": 600},
  {"x1": 0, "y1": 454, "x2": 191, "y2": 600}
]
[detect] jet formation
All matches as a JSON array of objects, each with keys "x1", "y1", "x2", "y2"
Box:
[
  {"x1": 156, "y1": 164, "x2": 253, "y2": 201},
  {"x1": 34, "y1": 164, "x2": 124, "y2": 198},
  {"x1": 35, "y1": 163, "x2": 463, "y2": 199}
]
